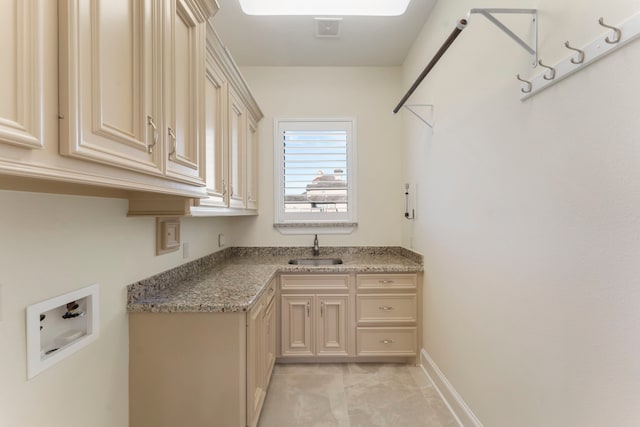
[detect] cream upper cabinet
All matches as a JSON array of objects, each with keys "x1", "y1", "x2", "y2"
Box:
[
  {"x1": 191, "y1": 25, "x2": 263, "y2": 215},
  {"x1": 59, "y1": 0, "x2": 215, "y2": 186},
  {"x1": 59, "y1": 0, "x2": 163, "y2": 176},
  {"x1": 228, "y1": 85, "x2": 246, "y2": 209},
  {"x1": 163, "y1": 0, "x2": 206, "y2": 185},
  {"x1": 0, "y1": 0, "x2": 43, "y2": 151},
  {"x1": 201, "y1": 58, "x2": 228, "y2": 207},
  {"x1": 246, "y1": 113, "x2": 259, "y2": 210}
]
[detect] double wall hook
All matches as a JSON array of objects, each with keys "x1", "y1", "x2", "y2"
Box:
[
  {"x1": 564, "y1": 41, "x2": 585, "y2": 64},
  {"x1": 599, "y1": 17, "x2": 621, "y2": 44},
  {"x1": 537, "y1": 60, "x2": 556, "y2": 80},
  {"x1": 516, "y1": 74, "x2": 532, "y2": 93}
]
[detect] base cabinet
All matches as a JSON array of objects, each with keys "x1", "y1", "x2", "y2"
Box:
[
  {"x1": 280, "y1": 294, "x2": 349, "y2": 357},
  {"x1": 129, "y1": 279, "x2": 275, "y2": 427},
  {"x1": 278, "y1": 273, "x2": 421, "y2": 363}
]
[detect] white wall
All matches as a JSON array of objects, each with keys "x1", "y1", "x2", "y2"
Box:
[
  {"x1": 401, "y1": 1, "x2": 640, "y2": 426},
  {"x1": 0, "y1": 190, "x2": 233, "y2": 427},
  {"x1": 231, "y1": 66, "x2": 404, "y2": 247}
]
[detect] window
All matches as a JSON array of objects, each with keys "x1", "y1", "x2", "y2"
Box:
[{"x1": 274, "y1": 118, "x2": 357, "y2": 232}]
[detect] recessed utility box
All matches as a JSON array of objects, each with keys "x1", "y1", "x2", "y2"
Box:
[
  {"x1": 26, "y1": 284, "x2": 100, "y2": 379},
  {"x1": 156, "y1": 217, "x2": 181, "y2": 255}
]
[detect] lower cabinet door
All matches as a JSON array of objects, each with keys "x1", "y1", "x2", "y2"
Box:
[
  {"x1": 281, "y1": 295, "x2": 314, "y2": 356},
  {"x1": 247, "y1": 300, "x2": 265, "y2": 427},
  {"x1": 316, "y1": 295, "x2": 349, "y2": 356},
  {"x1": 264, "y1": 297, "x2": 276, "y2": 383}
]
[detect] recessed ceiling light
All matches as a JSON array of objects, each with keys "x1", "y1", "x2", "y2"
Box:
[{"x1": 238, "y1": 0, "x2": 411, "y2": 16}]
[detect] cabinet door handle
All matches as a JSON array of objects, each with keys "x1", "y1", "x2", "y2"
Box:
[
  {"x1": 147, "y1": 115, "x2": 158, "y2": 154},
  {"x1": 229, "y1": 185, "x2": 234, "y2": 197},
  {"x1": 378, "y1": 306, "x2": 394, "y2": 311},
  {"x1": 222, "y1": 180, "x2": 227, "y2": 197},
  {"x1": 320, "y1": 302, "x2": 324, "y2": 316},
  {"x1": 380, "y1": 339, "x2": 394, "y2": 344},
  {"x1": 379, "y1": 280, "x2": 395, "y2": 284},
  {"x1": 168, "y1": 127, "x2": 176, "y2": 158},
  {"x1": 306, "y1": 301, "x2": 310, "y2": 317}
]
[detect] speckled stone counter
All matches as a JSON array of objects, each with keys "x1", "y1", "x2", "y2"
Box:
[{"x1": 127, "y1": 247, "x2": 423, "y2": 314}]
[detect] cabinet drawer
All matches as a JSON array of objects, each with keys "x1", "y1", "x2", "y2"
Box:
[
  {"x1": 280, "y1": 274, "x2": 349, "y2": 291},
  {"x1": 356, "y1": 327, "x2": 417, "y2": 356},
  {"x1": 356, "y1": 274, "x2": 416, "y2": 291},
  {"x1": 356, "y1": 294, "x2": 416, "y2": 324}
]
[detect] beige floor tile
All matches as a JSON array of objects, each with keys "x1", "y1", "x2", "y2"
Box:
[
  {"x1": 259, "y1": 373, "x2": 350, "y2": 427},
  {"x1": 258, "y1": 364, "x2": 459, "y2": 427}
]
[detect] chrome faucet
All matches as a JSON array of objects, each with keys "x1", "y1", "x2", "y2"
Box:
[{"x1": 312, "y1": 234, "x2": 320, "y2": 256}]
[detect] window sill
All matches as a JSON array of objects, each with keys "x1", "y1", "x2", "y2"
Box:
[{"x1": 273, "y1": 222, "x2": 357, "y2": 235}]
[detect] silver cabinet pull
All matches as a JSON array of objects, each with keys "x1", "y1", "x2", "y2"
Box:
[
  {"x1": 320, "y1": 302, "x2": 324, "y2": 316},
  {"x1": 378, "y1": 306, "x2": 394, "y2": 311},
  {"x1": 222, "y1": 180, "x2": 227, "y2": 197},
  {"x1": 168, "y1": 127, "x2": 176, "y2": 158},
  {"x1": 147, "y1": 115, "x2": 158, "y2": 154},
  {"x1": 306, "y1": 301, "x2": 310, "y2": 317},
  {"x1": 229, "y1": 185, "x2": 234, "y2": 197},
  {"x1": 379, "y1": 280, "x2": 394, "y2": 284},
  {"x1": 380, "y1": 339, "x2": 394, "y2": 344}
]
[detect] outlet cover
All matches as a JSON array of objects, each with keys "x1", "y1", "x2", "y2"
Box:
[{"x1": 156, "y1": 217, "x2": 181, "y2": 255}]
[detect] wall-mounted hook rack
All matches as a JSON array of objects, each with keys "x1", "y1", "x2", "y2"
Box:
[
  {"x1": 404, "y1": 104, "x2": 434, "y2": 128},
  {"x1": 521, "y1": 12, "x2": 640, "y2": 100}
]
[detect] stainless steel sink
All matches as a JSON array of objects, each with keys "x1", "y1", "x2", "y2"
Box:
[{"x1": 288, "y1": 258, "x2": 343, "y2": 266}]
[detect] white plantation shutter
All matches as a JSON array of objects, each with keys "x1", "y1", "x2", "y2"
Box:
[{"x1": 275, "y1": 119, "x2": 356, "y2": 224}]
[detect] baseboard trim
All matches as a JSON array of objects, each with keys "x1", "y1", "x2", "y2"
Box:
[{"x1": 419, "y1": 349, "x2": 485, "y2": 427}]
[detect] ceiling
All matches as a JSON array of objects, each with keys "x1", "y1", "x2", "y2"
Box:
[{"x1": 209, "y1": 0, "x2": 437, "y2": 66}]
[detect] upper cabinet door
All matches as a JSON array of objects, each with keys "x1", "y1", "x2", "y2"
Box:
[
  {"x1": 245, "y1": 113, "x2": 258, "y2": 211},
  {"x1": 202, "y1": 59, "x2": 229, "y2": 207},
  {"x1": 164, "y1": 0, "x2": 206, "y2": 185},
  {"x1": 59, "y1": 0, "x2": 163, "y2": 176},
  {"x1": 228, "y1": 86, "x2": 246, "y2": 208},
  {"x1": 0, "y1": 0, "x2": 43, "y2": 150}
]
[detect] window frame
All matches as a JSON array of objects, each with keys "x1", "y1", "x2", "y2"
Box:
[{"x1": 273, "y1": 117, "x2": 357, "y2": 233}]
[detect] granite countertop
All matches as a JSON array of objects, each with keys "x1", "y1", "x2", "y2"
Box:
[{"x1": 127, "y1": 247, "x2": 423, "y2": 314}]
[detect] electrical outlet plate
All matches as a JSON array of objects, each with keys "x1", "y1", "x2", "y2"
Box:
[{"x1": 156, "y1": 217, "x2": 181, "y2": 255}]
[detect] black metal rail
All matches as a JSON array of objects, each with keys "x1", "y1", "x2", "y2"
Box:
[{"x1": 393, "y1": 19, "x2": 468, "y2": 114}]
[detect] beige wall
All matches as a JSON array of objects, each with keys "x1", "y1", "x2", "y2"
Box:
[
  {"x1": 0, "y1": 190, "x2": 233, "y2": 427},
  {"x1": 231, "y1": 66, "x2": 404, "y2": 247},
  {"x1": 401, "y1": 1, "x2": 640, "y2": 426}
]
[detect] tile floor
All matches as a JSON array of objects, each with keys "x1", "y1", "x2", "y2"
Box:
[{"x1": 258, "y1": 363, "x2": 459, "y2": 427}]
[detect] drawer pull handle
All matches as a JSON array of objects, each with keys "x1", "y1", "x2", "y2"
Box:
[
  {"x1": 268, "y1": 287, "x2": 274, "y2": 294},
  {"x1": 380, "y1": 339, "x2": 394, "y2": 344},
  {"x1": 379, "y1": 280, "x2": 395, "y2": 284},
  {"x1": 378, "y1": 306, "x2": 394, "y2": 311}
]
